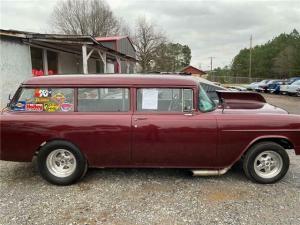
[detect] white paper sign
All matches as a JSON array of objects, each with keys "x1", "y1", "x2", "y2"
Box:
[{"x1": 142, "y1": 89, "x2": 158, "y2": 110}]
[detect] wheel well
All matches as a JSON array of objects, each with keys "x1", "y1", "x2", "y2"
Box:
[
  {"x1": 33, "y1": 139, "x2": 74, "y2": 156},
  {"x1": 243, "y1": 138, "x2": 294, "y2": 157}
]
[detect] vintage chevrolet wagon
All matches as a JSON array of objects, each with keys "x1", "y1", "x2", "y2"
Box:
[{"x1": 1, "y1": 75, "x2": 300, "y2": 185}]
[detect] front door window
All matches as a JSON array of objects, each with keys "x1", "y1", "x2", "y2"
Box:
[{"x1": 137, "y1": 88, "x2": 193, "y2": 112}]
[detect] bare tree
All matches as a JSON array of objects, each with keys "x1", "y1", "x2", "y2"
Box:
[
  {"x1": 50, "y1": 0, "x2": 122, "y2": 36},
  {"x1": 132, "y1": 17, "x2": 167, "y2": 72}
]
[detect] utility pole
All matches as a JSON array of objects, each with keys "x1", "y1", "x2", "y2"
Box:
[
  {"x1": 249, "y1": 35, "x2": 252, "y2": 80},
  {"x1": 209, "y1": 56, "x2": 216, "y2": 72}
]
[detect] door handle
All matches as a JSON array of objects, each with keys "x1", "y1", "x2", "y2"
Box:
[{"x1": 134, "y1": 117, "x2": 147, "y2": 121}]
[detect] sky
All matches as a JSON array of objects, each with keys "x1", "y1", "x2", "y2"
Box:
[{"x1": 0, "y1": 0, "x2": 300, "y2": 70}]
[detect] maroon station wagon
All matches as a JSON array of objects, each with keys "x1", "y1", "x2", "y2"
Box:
[{"x1": 1, "y1": 75, "x2": 300, "y2": 185}]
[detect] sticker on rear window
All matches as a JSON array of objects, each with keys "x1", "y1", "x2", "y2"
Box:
[
  {"x1": 34, "y1": 88, "x2": 52, "y2": 98},
  {"x1": 25, "y1": 103, "x2": 43, "y2": 112},
  {"x1": 14, "y1": 101, "x2": 26, "y2": 111},
  {"x1": 44, "y1": 102, "x2": 59, "y2": 112}
]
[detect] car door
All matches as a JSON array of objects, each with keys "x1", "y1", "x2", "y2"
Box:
[
  {"x1": 75, "y1": 87, "x2": 132, "y2": 166},
  {"x1": 132, "y1": 87, "x2": 218, "y2": 167}
]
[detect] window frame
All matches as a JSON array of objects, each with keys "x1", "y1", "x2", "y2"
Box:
[
  {"x1": 76, "y1": 87, "x2": 131, "y2": 113},
  {"x1": 9, "y1": 86, "x2": 76, "y2": 114},
  {"x1": 134, "y1": 86, "x2": 197, "y2": 115}
]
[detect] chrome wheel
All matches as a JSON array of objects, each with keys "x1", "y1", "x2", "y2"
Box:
[
  {"x1": 46, "y1": 149, "x2": 77, "y2": 178},
  {"x1": 254, "y1": 151, "x2": 283, "y2": 179}
]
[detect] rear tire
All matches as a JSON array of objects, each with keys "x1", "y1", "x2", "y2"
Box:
[
  {"x1": 243, "y1": 142, "x2": 289, "y2": 184},
  {"x1": 37, "y1": 140, "x2": 87, "y2": 185}
]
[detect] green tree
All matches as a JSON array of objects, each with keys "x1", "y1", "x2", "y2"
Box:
[
  {"x1": 273, "y1": 46, "x2": 297, "y2": 77},
  {"x1": 231, "y1": 29, "x2": 300, "y2": 78}
]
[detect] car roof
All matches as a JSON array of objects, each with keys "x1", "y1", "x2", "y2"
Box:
[{"x1": 23, "y1": 74, "x2": 199, "y2": 86}]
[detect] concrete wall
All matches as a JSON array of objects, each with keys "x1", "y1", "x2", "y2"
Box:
[{"x1": 0, "y1": 37, "x2": 32, "y2": 108}]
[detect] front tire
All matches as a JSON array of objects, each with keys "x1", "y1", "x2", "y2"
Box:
[
  {"x1": 37, "y1": 140, "x2": 87, "y2": 185},
  {"x1": 243, "y1": 142, "x2": 289, "y2": 184}
]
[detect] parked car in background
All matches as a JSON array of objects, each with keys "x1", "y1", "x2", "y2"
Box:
[
  {"x1": 266, "y1": 80, "x2": 283, "y2": 94},
  {"x1": 2, "y1": 75, "x2": 299, "y2": 185},
  {"x1": 281, "y1": 80, "x2": 300, "y2": 96},
  {"x1": 255, "y1": 80, "x2": 270, "y2": 92},
  {"x1": 286, "y1": 77, "x2": 300, "y2": 85},
  {"x1": 246, "y1": 82, "x2": 259, "y2": 91}
]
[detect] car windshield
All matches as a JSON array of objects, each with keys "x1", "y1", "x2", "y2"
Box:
[
  {"x1": 198, "y1": 84, "x2": 216, "y2": 112},
  {"x1": 292, "y1": 80, "x2": 300, "y2": 85},
  {"x1": 288, "y1": 78, "x2": 299, "y2": 84},
  {"x1": 261, "y1": 80, "x2": 268, "y2": 84}
]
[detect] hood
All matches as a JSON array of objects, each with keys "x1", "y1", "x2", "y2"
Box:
[{"x1": 216, "y1": 90, "x2": 288, "y2": 114}]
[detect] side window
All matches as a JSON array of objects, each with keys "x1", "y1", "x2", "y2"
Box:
[
  {"x1": 78, "y1": 88, "x2": 129, "y2": 112},
  {"x1": 199, "y1": 85, "x2": 216, "y2": 112},
  {"x1": 200, "y1": 82, "x2": 222, "y2": 102},
  {"x1": 12, "y1": 88, "x2": 74, "y2": 112},
  {"x1": 137, "y1": 88, "x2": 193, "y2": 112}
]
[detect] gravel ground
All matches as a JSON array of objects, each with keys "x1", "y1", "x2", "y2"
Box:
[{"x1": 1, "y1": 94, "x2": 300, "y2": 225}]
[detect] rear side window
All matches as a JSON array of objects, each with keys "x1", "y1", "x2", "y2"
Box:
[
  {"x1": 137, "y1": 88, "x2": 193, "y2": 112},
  {"x1": 78, "y1": 88, "x2": 129, "y2": 112},
  {"x1": 12, "y1": 88, "x2": 74, "y2": 112}
]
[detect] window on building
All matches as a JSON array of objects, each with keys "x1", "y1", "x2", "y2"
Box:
[
  {"x1": 78, "y1": 88, "x2": 129, "y2": 112},
  {"x1": 31, "y1": 47, "x2": 58, "y2": 76},
  {"x1": 11, "y1": 88, "x2": 74, "y2": 112},
  {"x1": 31, "y1": 47, "x2": 43, "y2": 75},
  {"x1": 137, "y1": 88, "x2": 193, "y2": 112}
]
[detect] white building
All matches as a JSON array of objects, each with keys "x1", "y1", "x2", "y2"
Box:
[{"x1": 0, "y1": 29, "x2": 137, "y2": 107}]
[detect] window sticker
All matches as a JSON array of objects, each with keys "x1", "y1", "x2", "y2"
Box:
[
  {"x1": 44, "y1": 102, "x2": 59, "y2": 112},
  {"x1": 25, "y1": 103, "x2": 43, "y2": 112},
  {"x1": 35, "y1": 97, "x2": 50, "y2": 103},
  {"x1": 52, "y1": 93, "x2": 65, "y2": 104},
  {"x1": 142, "y1": 89, "x2": 158, "y2": 110},
  {"x1": 60, "y1": 102, "x2": 73, "y2": 112},
  {"x1": 34, "y1": 88, "x2": 52, "y2": 98},
  {"x1": 14, "y1": 101, "x2": 26, "y2": 111}
]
